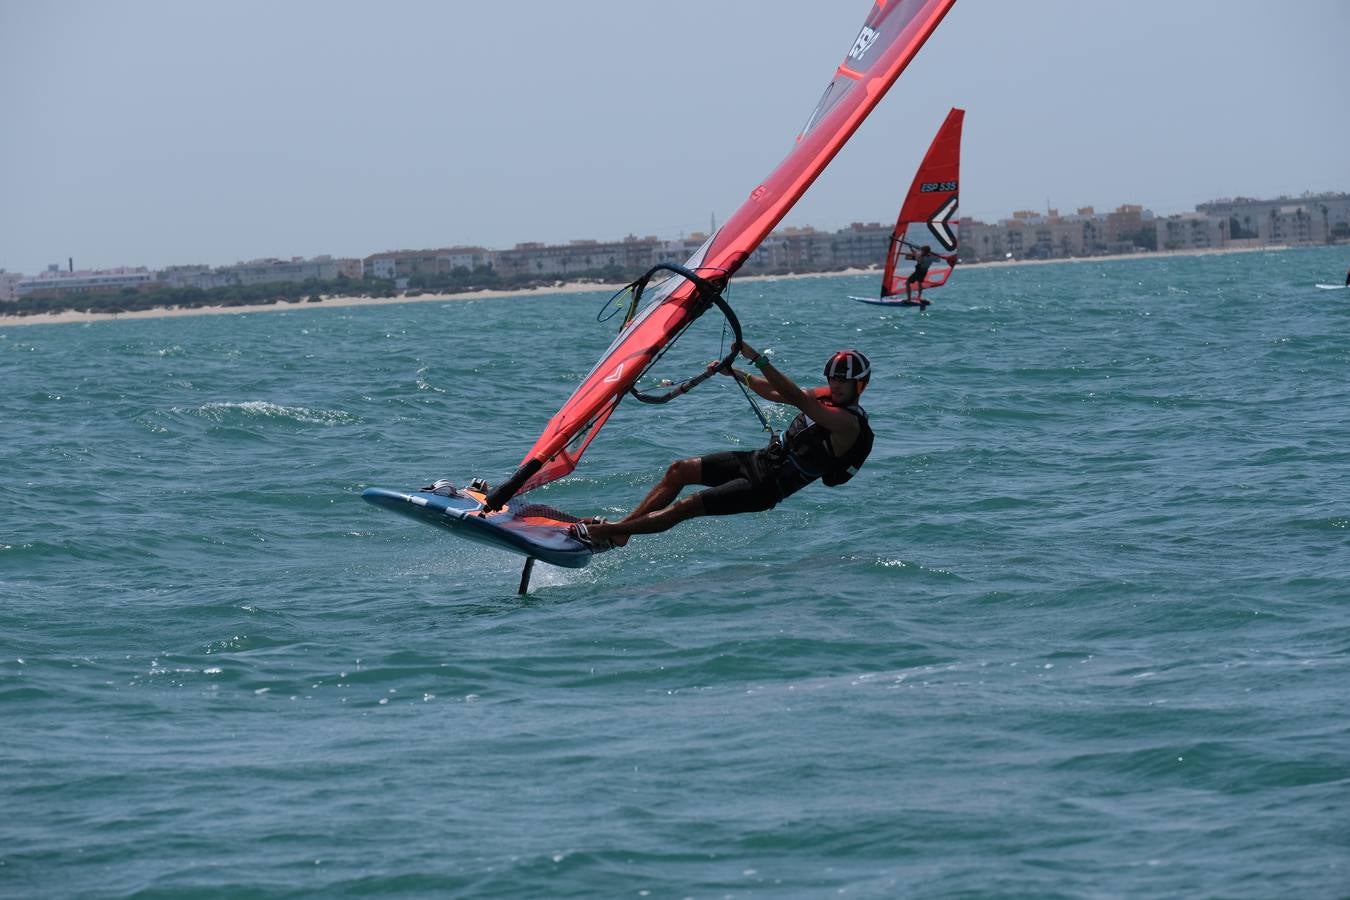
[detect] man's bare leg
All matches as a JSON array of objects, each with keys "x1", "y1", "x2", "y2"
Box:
[
  {"x1": 622, "y1": 458, "x2": 700, "y2": 522},
  {"x1": 588, "y1": 493, "x2": 706, "y2": 542},
  {"x1": 576, "y1": 458, "x2": 702, "y2": 548}
]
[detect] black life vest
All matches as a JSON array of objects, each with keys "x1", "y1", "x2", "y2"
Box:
[{"x1": 780, "y1": 401, "x2": 873, "y2": 488}]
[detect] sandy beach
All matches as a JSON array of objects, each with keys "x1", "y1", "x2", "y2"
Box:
[{"x1": 0, "y1": 244, "x2": 1293, "y2": 328}]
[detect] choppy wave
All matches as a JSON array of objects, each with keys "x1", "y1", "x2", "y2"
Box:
[{"x1": 184, "y1": 399, "x2": 359, "y2": 425}]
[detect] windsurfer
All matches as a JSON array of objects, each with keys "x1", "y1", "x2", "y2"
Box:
[
  {"x1": 571, "y1": 345, "x2": 874, "y2": 550},
  {"x1": 1344, "y1": 265, "x2": 1349, "y2": 287},
  {"x1": 903, "y1": 244, "x2": 956, "y2": 304}
]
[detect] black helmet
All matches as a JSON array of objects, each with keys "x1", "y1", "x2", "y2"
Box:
[{"x1": 824, "y1": 349, "x2": 871, "y2": 381}]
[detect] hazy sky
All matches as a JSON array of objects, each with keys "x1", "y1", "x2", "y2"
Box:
[{"x1": 3, "y1": 0, "x2": 1347, "y2": 275}]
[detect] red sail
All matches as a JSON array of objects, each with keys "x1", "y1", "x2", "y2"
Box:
[
  {"x1": 493, "y1": 0, "x2": 959, "y2": 506},
  {"x1": 881, "y1": 107, "x2": 964, "y2": 298}
]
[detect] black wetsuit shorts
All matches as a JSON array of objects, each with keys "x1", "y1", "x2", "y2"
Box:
[{"x1": 695, "y1": 450, "x2": 782, "y2": 516}]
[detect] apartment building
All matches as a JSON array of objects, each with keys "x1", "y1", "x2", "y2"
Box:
[
  {"x1": 16, "y1": 266, "x2": 156, "y2": 297},
  {"x1": 493, "y1": 236, "x2": 662, "y2": 279},
  {"x1": 1197, "y1": 192, "x2": 1349, "y2": 243},
  {"x1": 0, "y1": 270, "x2": 23, "y2": 302},
  {"x1": 362, "y1": 247, "x2": 491, "y2": 280},
  {"x1": 1156, "y1": 213, "x2": 1229, "y2": 250}
]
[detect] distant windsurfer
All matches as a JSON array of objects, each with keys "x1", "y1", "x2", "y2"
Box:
[
  {"x1": 1344, "y1": 264, "x2": 1349, "y2": 287},
  {"x1": 570, "y1": 345, "x2": 874, "y2": 550},
  {"x1": 904, "y1": 244, "x2": 956, "y2": 305}
]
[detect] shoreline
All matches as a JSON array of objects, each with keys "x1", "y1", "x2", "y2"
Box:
[{"x1": 0, "y1": 244, "x2": 1299, "y2": 328}]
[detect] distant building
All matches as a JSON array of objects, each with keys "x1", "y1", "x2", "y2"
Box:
[
  {"x1": 363, "y1": 249, "x2": 440, "y2": 280},
  {"x1": 158, "y1": 265, "x2": 236, "y2": 290},
  {"x1": 494, "y1": 235, "x2": 660, "y2": 279},
  {"x1": 1105, "y1": 204, "x2": 1147, "y2": 243},
  {"x1": 825, "y1": 222, "x2": 891, "y2": 270},
  {"x1": 221, "y1": 255, "x2": 357, "y2": 286},
  {"x1": 1156, "y1": 212, "x2": 1229, "y2": 250},
  {"x1": 437, "y1": 247, "x2": 490, "y2": 273},
  {"x1": 955, "y1": 203, "x2": 1157, "y2": 261},
  {"x1": 362, "y1": 246, "x2": 492, "y2": 280},
  {"x1": 156, "y1": 255, "x2": 361, "y2": 290},
  {"x1": 334, "y1": 257, "x2": 362, "y2": 280},
  {"x1": 17, "y1": 266, "x2": 155, "y2": 297},
  {"x1": 961, "y1": 218, "x2": 1005, "y2": 262},
  {"x1": 1264, "y1": 206, "x2": 1324, "y2": 244},
  {"x1": 746, "y1": 226, "x2": 832, "y2": 272},
  {"x1": 1197, "y1": 192, "x2": 1349, "y2": 244},
  {"x1": 364, "y1": 254, "x2": 400, "y2": 280},
  {"x1": 0, "y1": 270, "x2": 23, "y2": 302}
]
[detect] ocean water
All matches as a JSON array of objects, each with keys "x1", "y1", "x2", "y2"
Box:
[{"x1": 2, "y1": 247, "x2": 1348, "y2": 898}]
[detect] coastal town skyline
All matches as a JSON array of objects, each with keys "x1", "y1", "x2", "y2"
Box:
[
  {"x1": 4, "y1": 189, "x2": 1346, "y2": 307},
  {"x1": 7, "y1": 183, "x2": 1345, "y2": 283},
  {"x1": 4, "y1": 1, "x2": 1347, "y2": 278}
]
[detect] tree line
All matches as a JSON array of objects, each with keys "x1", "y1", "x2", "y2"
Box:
[{"x1": 3, "y1": 266, "x2": 627, "y2": 317}]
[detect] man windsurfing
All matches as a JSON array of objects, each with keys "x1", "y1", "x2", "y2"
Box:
[
  {"x1": 904, "y1": 244, "x2": 956, "y2": 305},
  {"x1": 571, "y1": 344, "x2": 874, "y2": 550}
]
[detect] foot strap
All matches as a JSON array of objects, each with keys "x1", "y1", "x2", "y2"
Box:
[{"x1": 570, "y1": 519, "x2": 614, "y2": 552}]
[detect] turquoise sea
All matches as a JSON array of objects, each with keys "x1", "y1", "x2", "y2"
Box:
[{"x1": 3, "y1": 247, "x2": 1348, "y2": 898}]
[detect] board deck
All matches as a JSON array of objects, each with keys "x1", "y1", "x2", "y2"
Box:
[
  {"x1": 362, "y1": 484, "x2": 592, "y2": 568},
  {"x1": 849, "y1": 295, "x2": 929, "y2": 307}
]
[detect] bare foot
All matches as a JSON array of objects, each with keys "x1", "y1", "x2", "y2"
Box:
[
  {"x1": 569, "y1": 521, "x2": 630, "y2": 550},
  {"x1": 588, "y1": 523, "x2": 630, "y2": 548}
]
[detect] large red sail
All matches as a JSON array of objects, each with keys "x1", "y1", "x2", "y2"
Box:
[
  {"x1": 488, "y1": 0, "x2": 959, "y2": 509},
  {"x1": 881, "y1": 107, "x2": 964, "y2": 298}
]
